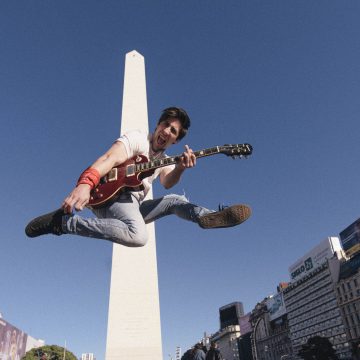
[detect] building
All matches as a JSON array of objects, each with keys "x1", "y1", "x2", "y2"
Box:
[
  {"x1": 211, "y1": 325, "x2": 241, "y2": 360},
  {"x1": 81, "y1": 353, "x2": 96, "y2": 360},
  {"x1": 335, "y1": 252, "x2": 360, "y2": 359},
  {"x1": 175, "y1": 346, "x2": 182, "y2": 360},
  {"x1": 238, "y1": 313, "x2": 253, "y2": 360},
  {"x1": 219, "y1": 302, "x2": 244, "y2": 330},
  {"x1": 283, "y1": 237, "x2": 351, "y2": 359},
  {"x1": 250, "y1": 295, "x2": 293, "y2": 360},
  {"x1": 208, "y1": 302, "x2": 245, "y2": 359},
  {"x1": 237, "y1": 332, "x2": 253, "y2": 360}
]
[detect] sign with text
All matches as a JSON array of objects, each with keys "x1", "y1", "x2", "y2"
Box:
[{"x1": 288, "y1": 237, "x2": 342, "y2": 281}]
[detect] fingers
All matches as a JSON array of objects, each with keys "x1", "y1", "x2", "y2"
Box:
[
  {"x1": 180, "y1": 145, "x2": 196, "y2": 168},
  {"x1": 62, "y1": 197, "x2": 88, "y2": 213},
  {"x1": 62, "y1": 185, "x2": 90, "y2": 213}
]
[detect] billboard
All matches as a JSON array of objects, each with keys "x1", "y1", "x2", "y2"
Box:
[
  {"x1": 288, "y1": 237, "x2": 342, "y2": 281},
  {"x1": 266, "y1": 293, "x2": 286, "y2": 321},
  {"x1": 0, "y1": 319, "x2": 28, "y2": 360},
  {"x1": 340, "y1": 218, "x2": 360, "y2": 257}
]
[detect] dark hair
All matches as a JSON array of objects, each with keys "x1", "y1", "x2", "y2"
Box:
[{"x1": 157, "y1": 107, "x2": 191, "y2": 141}]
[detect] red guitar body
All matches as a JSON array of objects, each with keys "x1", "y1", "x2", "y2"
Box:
[{"x1": 88, "y1": 155, "x2": 154, "y2": 208}]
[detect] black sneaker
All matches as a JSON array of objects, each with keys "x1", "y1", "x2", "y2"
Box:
[
  {"x1": 198, "y1": 204, "x2": 251, "y2": 229},
  {"x1": 25, "y1": 208, "x2": 65, "y2": 238}
]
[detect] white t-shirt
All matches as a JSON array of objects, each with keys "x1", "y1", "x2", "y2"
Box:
[{"x1": 116, "y1": 129, "x2": 175, "y2": 201}]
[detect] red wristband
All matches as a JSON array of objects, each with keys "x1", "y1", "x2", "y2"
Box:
[{"x1": 77, "y1": 168, "x2": 100, "y2": 190}]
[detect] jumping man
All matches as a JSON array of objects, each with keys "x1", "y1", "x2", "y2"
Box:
[{"x1": 25, "y1": 107, "x2": 251, "y2": 246}]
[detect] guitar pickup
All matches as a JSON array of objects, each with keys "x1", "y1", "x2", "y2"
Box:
[
  {"x1": 107, "y1": 168, "x2": 118, "y2": 182},
  {"x1": 126, "y1": 164, "x2": 135, "y2": 177}
]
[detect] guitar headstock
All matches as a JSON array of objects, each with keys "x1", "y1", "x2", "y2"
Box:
[{"x1": 219, "y1": 143, "x2": 253, "y2": 159}]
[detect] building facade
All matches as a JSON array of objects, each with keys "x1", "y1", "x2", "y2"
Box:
[
  {"x1": 237, "y1": 332, "x2": 253, "y2": 360},
  {"x1": 219, "y1": 302, "x2": 245, "y2": 330},
  {"x1": 250, "y1": 298, "x2": 293, "y2": 360},
  {"x1": 81, "y1": 353, "x2": 96, "y2": 360},
  {"x1": 335, "y1": 252, "x2": 360, "y2": 359},
  {"x1": 283, "y1": 256, "x2": 351, "y2": 359},
  {"x1": 211, "y1": 325, "x2": 241, "y2": 360}
]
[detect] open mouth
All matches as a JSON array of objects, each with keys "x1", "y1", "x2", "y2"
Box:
[{"x1": 156, "y1": 134, "x2": 167, "y2": 147}]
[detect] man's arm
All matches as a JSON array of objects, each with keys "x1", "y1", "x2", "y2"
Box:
[
  {"x1": 62, "y1": 141, "x2": 128, "y2": 213},
  {"x1": 160, "y1": 145, "x2": 196, "y2": 189}
]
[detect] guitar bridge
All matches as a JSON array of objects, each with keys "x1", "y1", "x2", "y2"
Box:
[{"x1": 107, "y1": 168, "x2": 118, "y2": 182}]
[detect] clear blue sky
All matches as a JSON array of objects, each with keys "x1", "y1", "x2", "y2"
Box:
[{"x1": 1, "y1": 1, "x2": 360, "y2": 359}]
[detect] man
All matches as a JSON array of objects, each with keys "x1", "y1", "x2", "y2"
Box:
[
  {"x1": 205, "y1": 342, "x2": 222, "y2": 360},
  {"x1": 192, "y1": 343, "x2": 206, "y2": 360},
  {"x1": 25, "y1": 107, "x2": 251, "y2": 246}
]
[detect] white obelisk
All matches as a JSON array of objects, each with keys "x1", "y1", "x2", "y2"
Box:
[{"x1": 105, "y1": 51, "x2": 163, "y2": 360}]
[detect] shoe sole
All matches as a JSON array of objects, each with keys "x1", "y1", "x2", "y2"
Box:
[{"x1": 199, "y1": 204, "x2": 251, "y2": 229}]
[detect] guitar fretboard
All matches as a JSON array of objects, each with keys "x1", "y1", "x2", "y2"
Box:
[{"x1": 134, "y1": 146, "x2": 221, "y2": 173}]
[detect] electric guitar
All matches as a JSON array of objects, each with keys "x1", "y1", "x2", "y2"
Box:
[{"x1": 87, "y1": 143, "x2": 253, "y2": 208}]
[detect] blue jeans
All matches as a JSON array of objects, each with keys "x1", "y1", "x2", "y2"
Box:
[{"x1": 63, "y1": 192, "x2": 212, "y2": 247}]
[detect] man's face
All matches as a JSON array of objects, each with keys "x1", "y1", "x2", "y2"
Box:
[{"x1": 152, "y1": 118, "x2": 182, "y2": 152}]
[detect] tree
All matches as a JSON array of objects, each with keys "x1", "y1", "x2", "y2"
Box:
[
  {"x1": 298, "y1": 336, "x2": 338, "y2": 360},
  {"x1": 21, "y1": 345, "x2": 77, "y2": 360}
]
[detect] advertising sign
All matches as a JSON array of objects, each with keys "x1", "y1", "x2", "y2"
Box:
[
  {"x1": 340, "y1": 218, "x2": 360, "y2": 257},
  {"x1": 288, "y1": 237, "x2": 342, "y2": 281},
  {"x1": 0, "y1": 319, "x2": 28, "y2": 360},
  {"x1": 266, "y1": 293, "x2": 286, "y2": 321}
]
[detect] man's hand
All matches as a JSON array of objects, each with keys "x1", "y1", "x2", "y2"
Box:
[
  {"x1": 160, "y1": 145, "x2": 196, "y2": 189},
  {"x1": 62, "y1": 184, "x2": 91, "y2": 213},
  {"x1": 61, "y1": 141, "x2": 129, "y2": 213},
  {"x1": 176, "y1": 145, "x2": 196, "y2": 170}
]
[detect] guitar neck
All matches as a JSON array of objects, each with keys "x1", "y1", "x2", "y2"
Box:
[{"x1": 135, "y1": 146, "x2": 222, "y2": 173}]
